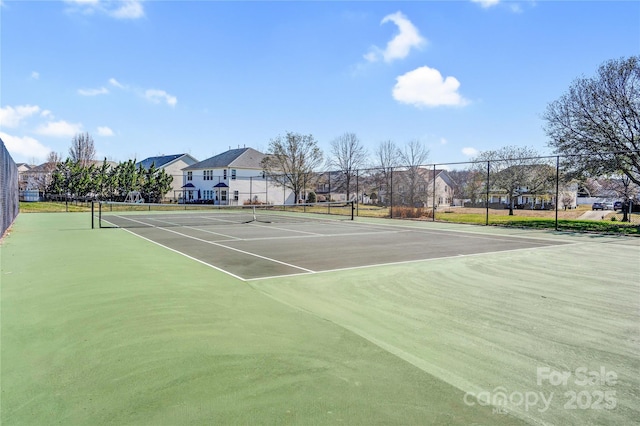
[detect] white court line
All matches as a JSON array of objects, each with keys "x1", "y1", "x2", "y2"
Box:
[
  {"x1": 326, "y1": 218, "x2": 571, "y2": 246},
  {"x1": 245, "y1": 241, "x2": 572, "y2": 282},
  {"x1": 110, "y1": 214, "x2": 315, "y2": 274},
  {"x1": 247, "y1": 221, "x2": 324, "y2": 236},
  {"x1": 146, "y1": 217, "x2": 241, "y2": 240},
  {"x1": 116, "y1": 226, "x2": 246, "y2": 281},
  {"x1": 104, "y1": 213, "x2": 575, "y2": 281},
  {"x1": 213, "y1": 229, "x2": 410, "y2": 243}
]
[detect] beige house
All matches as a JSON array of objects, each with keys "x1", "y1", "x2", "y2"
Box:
[{"x1": 136, "y1": 154, "x2": 199, "y2": 201}]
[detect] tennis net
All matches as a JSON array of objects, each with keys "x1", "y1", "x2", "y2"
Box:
[{"x1": 93, "y1": 201, "x2": 354, "y2": 229}]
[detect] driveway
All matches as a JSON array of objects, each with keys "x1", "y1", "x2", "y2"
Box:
[{"x1": 579, "y1": 209, "x2": 613, "y2": 220}]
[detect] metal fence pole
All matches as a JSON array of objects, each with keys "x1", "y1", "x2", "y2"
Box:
[
  {"x1": 432, "y1": 163, "x2": 436, "y2": 222},
  {"x1": 485, "y1": 161, "x2": 490, "y2": 226},
  {"x1": 356, "y1": 169, "x2": 359, "y2": 217},
  {"x1": 390, "y1": 167, "x2": 394, "y2": 219},
  {"x1": 555, "y1": 156, "x2": 560, "y2": 231}
]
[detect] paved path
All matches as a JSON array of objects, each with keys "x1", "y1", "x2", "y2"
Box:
[{"x1": 579, "y1": 209, "x2": 613, "y2": 220}]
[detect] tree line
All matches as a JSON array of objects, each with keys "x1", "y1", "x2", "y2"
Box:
[{"x1": 45, "y1": 133, "x2": 173, "y2": 203}]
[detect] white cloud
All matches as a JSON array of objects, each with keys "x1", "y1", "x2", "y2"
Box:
[
  {"x1": 1, "y1": 132, "x2": 51, "y2": 162},
  {"x1": 471, "y1": 0, "x2": 500, "y2": 8},
  {"x1": 462, "y1": 147, "x2": 479, "y2": 157},
  {"x1": 65, "y1": 0, "x2": 144, "y2": 19},
  {"x1": 41, "y1": 110, "x2": 53, "y2": 118},
  {"x1": 97, "y1": 126, "x2": 114, "y2": 136},
  {"x1": 36, "y1": 120, "x2": 82, "y2": 137},
  {"x1": 78, "y1": 87, "x2": 109, "y2": 96},
  {"x1": 31, "y1": 71, "x2": 40, "y2": 80},
  {"x1": 0, "y1": 105, "x2": 41, "y2": 128},
  {"x1": 392, "y1": 66, "x2": 469, "y2": 108},
  {"x1": 109, "y1": 78, "x2": 126, "y2": 89},
  {"x1": 365, "y1": 11, "x2": 426, "y2": 63},
  {"x1": 109, "y1": 0, "x2": 144, "y2": 19},
  {"x1": 145, "y1": 89, "x2": 177, "y2": 107}
]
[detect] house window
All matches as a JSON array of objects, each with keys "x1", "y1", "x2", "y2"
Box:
[
  {"x1": 231, "y1": 169, "x2": 236, "y2": 180},
  {"x1": 187, "y1": 171, "x2": 192, "y2": 181},
  {"x1": 204, "y1": 170, "x2": 213, "y2": 181},
  {"x1": 223, "y1": 169, "x2": 227, "y2": 180},
  {"x1": 221, "y1": 190, "x2": 227, "y2": 201},
  {"x1": 233, "y1": 190, "x2": 239, "y2": 201}
]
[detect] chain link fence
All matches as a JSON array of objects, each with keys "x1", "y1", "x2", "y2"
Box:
[
  {"x1": 1, "y1": 139, "x2": 19, "y2": 237},
  {"x1": 306, "y1": 153, "x2": 639, "y2": 232},
  {"x1": 16, "y1": 150, "x2": 640, "y2": 233}
]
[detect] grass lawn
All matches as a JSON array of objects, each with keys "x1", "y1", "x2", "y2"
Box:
[{"x1": 19, "y1": 201, "x2": 91, "y2": 213}]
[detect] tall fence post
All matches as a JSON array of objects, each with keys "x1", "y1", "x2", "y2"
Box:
[
  {"x1": 432, "y1": 163, "x2": 436, "y2": 222},
  {"x1": 555, "y1": 156, "x2": 560, "y2": 231},
  {"x1": 485, "y1": 161, "x2": 490, "y2": 226},
  {"x1": 390, "y1": 167, "x2": 394, "y2": 219},
  {"x1": 356, "y1": 169, "x2": 359, "y2": 217}
]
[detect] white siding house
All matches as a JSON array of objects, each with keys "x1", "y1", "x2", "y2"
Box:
[{"x1": 182, "y1": 148, "x2": 294, "y2": 205}]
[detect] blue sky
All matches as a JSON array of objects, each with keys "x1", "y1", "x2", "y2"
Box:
[{"x1": 1, "y1": 0, "x2": 638, "y2": 168}]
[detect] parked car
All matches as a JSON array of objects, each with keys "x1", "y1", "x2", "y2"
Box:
[
  {"x1": 592, "y1": 202, "x2": 605, "y2": 210},
  {"x1": 603, "y1": 202, "x2": 614, "y2": 210},
  {"x1": 614, "y1": 201, "x2": 623, "y2": 210}
]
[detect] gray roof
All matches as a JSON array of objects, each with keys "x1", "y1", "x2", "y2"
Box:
[
  {"x1": 136, "y1": 153, "x2": 196, "y2": 170},
  {"x1": 184, "y1": 148, "x2": 266, "y2": 170}
]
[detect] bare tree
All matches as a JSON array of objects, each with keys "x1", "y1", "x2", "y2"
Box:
[
  {"x1": 46, "y1": 151, "x2": 62, "y2": 164},
  {"x1": 544, "y1": 56, "x2": 640, "y2": 186},
  {"x1": 473, "y1": 146, "x2": 554, "y2": 215},
  {"x1": 599, "y1": 174, "x2": 639, "y2": 221},
  {"x1": 373, "y1": 140, "x2": 401, "y2": 205},
  {"x1": 261, "y1": 132, "x2": 323, "y2": 203},
  {"x1": 447, "y1": 169, "x2": 485, "y2": 206},
  {"x1": 69, "y1": 132, "x2": 96, "y2": 167},
  {"x1": 398, "y1": 139, "x2": 430, "y2": 206},
  {"x1": 326, "y1": 132, "x2": 369, "y2": 201}
]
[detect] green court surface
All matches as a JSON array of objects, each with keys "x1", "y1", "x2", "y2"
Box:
[{"x1": 1, "y1": 212, "x2": 639, "y2": 425}]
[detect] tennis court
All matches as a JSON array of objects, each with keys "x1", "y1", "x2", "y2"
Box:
[
  {"x1": 2, "y1": 211, "x2": 638, "y2": 425},
  {"x1": 95, "y1": 202, "x2": 569, "y2": 280}
]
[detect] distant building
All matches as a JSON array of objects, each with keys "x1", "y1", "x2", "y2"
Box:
[
  {"x1": 182, "y1": 148, "x2": 293, "y2": 205},
  {"x1": 136, "y1": 154, "x2": 198, "y2": 201}
]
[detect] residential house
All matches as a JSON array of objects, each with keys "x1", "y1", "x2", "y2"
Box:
[
  {"x1": 465, "y1": 164, "x2": 577, "y2": 209},
  {"x1": 312, "y1": 168, "x2": 457, "y2": 207},
  {"x1": 17, "y1": 163, "x2": 32, "y2": 191},
  {"x1": 136, "y1": 153, "x2": 199, "y2": 201},
  {"x1": 18, "y1": 162, "x2": 59, "y2": 200},
  {"x1": 385, "y1": 168, "x2": 456, "y2": 208},
  {"x1": 182, "y1": 148, "x2": 294, "y2": 205}
]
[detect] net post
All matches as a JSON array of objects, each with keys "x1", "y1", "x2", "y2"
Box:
[
  {"x1": 91, "y1": 201, "x2": 95, "y2": 229},
  {"x1": 350, "y1": 201, "x2": 355, "y2": 220},
  {"x1": 98, "y1": 201, "x2": 102, "y2": 228}
]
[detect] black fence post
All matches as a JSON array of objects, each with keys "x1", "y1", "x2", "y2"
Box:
[
  {"x1": 485, "y1": 161, "x2": 490, "y2": 226},
  {"x1": 390, "y1": 167, "x2": 394, "y2": 219},
  {"x1": 432, "y1": 163, "x2": 436, "y2": 222},
  {"x1": 555, "y1": 156, "x2": 560, "y2": 231}
]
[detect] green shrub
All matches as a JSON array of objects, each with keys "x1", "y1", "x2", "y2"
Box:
[{"x1": 307, "y1": 191, "x2": 317, "y2": 203}]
